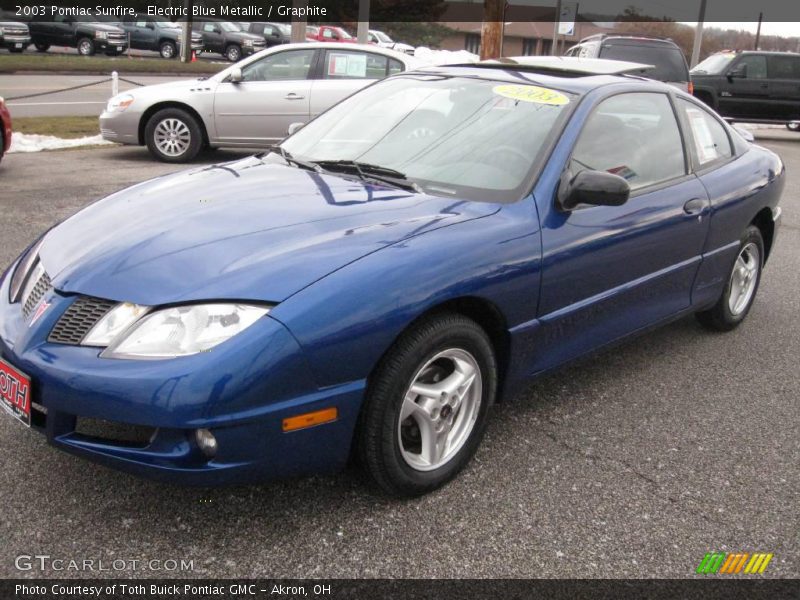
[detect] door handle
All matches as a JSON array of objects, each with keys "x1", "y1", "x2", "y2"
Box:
[
  {"x1": 284, "y1": 93, "x2": 305, "y2": 100},
  {"x1": 683, "y1": 198, "x2": 706, "y2": 215}
]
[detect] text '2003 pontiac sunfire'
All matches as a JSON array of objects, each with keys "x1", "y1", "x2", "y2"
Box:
[{"x1": 0, "y1": 57, "x2": 784, "y2": 497}]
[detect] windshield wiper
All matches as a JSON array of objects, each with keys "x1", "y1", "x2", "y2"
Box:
[
  {"x1": 263, "y1": 145, "x2": 320, "y2": 172},
  {"x1": 314, "y1": 160, "x2": 423, "y2": 193}
]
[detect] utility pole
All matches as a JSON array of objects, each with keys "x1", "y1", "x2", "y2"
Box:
[
  {"x1": 754, "y1": 12, "x2": 763, "y2": 50},
  {"x1": 290, "y1": 0, "x2": 308, "y2": 43},
  {"x1": 357, "y1": 0, "x2": 370, "y2": 44},
  {"x1": 689, "y1": 0, "x2": 707, "y2": 68},
  {"x1": 480, "y1": 0, "x2": 504, "y2": 60},
  {"x1": 551, "y1": 0, "x2": 562, "y2": 55},
  {"x1": 179, "y1": 0, "x2": 192, "y2": 62}
]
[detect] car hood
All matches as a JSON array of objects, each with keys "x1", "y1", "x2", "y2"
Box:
[
  {"x1": 88, "y1": 23, "x2": 125, "y2": 33},
  {"x1": 39, "y1": 157, "x2": 499, "y2": 306}
]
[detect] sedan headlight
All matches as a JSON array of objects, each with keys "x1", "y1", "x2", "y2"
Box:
[
  {"x1": 101, "y1": 303, "x2": 270, "y2": 359},
  {"x1": 95, "y1": 31, "x2": 108, "y2": 40},
  {"x1": 9, "y1": 237, "x2": 46, "y2": 303},
  {"x1": 106, "y1": 93, "x2": 134, "y2": 113},
  {"x1": 83, "y1": 302, "x2": 149, "y2": 346}
]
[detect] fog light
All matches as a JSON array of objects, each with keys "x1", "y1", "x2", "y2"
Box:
[{"x1": 195, "y1": 428, "x2": 217, "y2": 458}]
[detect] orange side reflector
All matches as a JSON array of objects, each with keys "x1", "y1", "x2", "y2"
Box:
[
  {"x1": 688, "y1": 81, "x2": 694, "y2": 95},
  {"x1": 282, "y1": 407, "x2": 338, "y2": 432}
]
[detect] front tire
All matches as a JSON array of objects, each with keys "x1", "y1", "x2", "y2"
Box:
[
  {"x1": 77, "y1": 37, "x2": 95, "y2": 56},
  {"x1": 144, "y1": 108, "x2": 203, "y2": 163},
  {"x1": 34, "y1": 42, "x2": 50, "y2": 52},
  {"x1": 160, "y1": 41, "x2": 177, "y2": 59},
  {"x1": 696, "y1": 225, "x2": 764, "y2": 331},
  {"x1": 225, "y1": 44, "x2": 242, "y2": 62},
  {"x1": 358, "y1": 313, "x2": 497, "y2": 497},
  {"x1": 787, "y1": 122, "x2": 800, "y2": 132}
]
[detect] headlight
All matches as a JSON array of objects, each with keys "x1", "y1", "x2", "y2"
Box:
[
  {"x1": 95, "y1": 31, "x2": 108, "y2": 40},
  {"x1": 243, "y1": 39, "x2": 253, "y2": 46},
  {"x1": 0, "y1": 27, "x2": 6, "y2": 36},
  {"x1": 83, "y1": 302, "x2": 149, "y2": 346},
  {"x1": 101, "y1": 303, "x2": 270, "y2": 359},
  {"x1": 106, "y1": 93, "x2": 134, "y2": 113},
  {"x1": 9, "y1": 237, "x2": 46, "y2": 303}
]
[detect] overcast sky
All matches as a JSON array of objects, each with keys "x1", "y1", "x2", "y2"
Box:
[{"x1": 682, "y1": 22, "x2": 800, "y2": 37}]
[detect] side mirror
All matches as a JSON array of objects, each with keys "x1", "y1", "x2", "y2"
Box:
[
  {"x1": 146, "y1": 22, "x2": 155, "y2": 30},
  {"x1": 229, "y1": 67, "x2": 243, "y2": 83},
  {"x1": 287, "y1": 122, "x2": 305, "y2": 136},
  {"x1": 727, "y1": 64, "x2": 747, "y2": 79},
  {"x1": 558, "y1": 169, "x2": 630, "y2": 211}
]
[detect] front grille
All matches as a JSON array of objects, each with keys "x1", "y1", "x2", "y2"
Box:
[
  {"x1": 107, "y1": 33, "x2": 127, "y2": 44},
  {"x1": 21, "y1": 269, "x2": 51, "y2": 319},
  {"x1": 48, "y1": 296, "x2": 116, "y2": 345},
  {"x1": 75, "y1": 417, "x2": 156, "y2": 447},
  {"x1": 4, "y1": 28, "x2": 28, "y2": 36}
]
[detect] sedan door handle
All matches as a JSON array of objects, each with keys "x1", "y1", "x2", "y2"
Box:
[
  {"x1": 284, "y1": 93, "x2": 305, "y2": 100},
  {"x1": 683, "y1": 198, "x2": 706, "y2": 215}
]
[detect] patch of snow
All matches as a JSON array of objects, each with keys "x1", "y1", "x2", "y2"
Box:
[
  {"x1": 414, "y1": 47, "x2": 479, "y2": 66},
  {"x1": 9, "y1": 133, "x2": 113, "y2": 154}
]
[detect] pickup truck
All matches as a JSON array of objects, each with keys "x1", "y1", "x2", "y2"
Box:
[
  {"x1": 29, "y1": 14, "x2": 128, "y2": 55},
  {"x1": 192, "y1": 20, "x2": 266, "y2": 62},
  {"x1": 306, "y1": 25, "x2": 357, "y2": 44},
  {"x1": 0, "y1": 18, "x2": 30, "y2": 52},
  {"x1": 116, "y1": 15, "x2": 203, "y2": 59}
]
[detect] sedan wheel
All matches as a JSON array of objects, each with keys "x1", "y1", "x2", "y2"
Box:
[
  {"x1": 144, "y1": 108, "x2": 203, "y2": 163},
  {"x1": 696, "y1": 225, "x2": 764, "y2": 331},
  {"x1": 358, "y1": 313, "x2": 496, "y2": 497}
]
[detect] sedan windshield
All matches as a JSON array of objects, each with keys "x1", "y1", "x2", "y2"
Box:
[
  {"x1": 691, "y1": 52, "x2": 736, "y2": 74},
  {"x1": 280, "y1": 75, "x2": 574, "y2": 202}
]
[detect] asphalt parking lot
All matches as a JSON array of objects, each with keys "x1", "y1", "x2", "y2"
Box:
[{"x1": 0, "y1": 135, "x2": 798, "y2": 579}]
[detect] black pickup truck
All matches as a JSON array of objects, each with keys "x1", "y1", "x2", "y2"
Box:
[
  {"x1": 29, "y1": 14, "x2": 128, "y2": 56},
  {"x1": 115, "y1": 15, "x2": 204, "y2": 59}
]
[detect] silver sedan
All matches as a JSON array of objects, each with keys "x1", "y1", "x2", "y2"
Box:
[{"x1": 100, "y1": 42, "x2": 419, "y2": 162}]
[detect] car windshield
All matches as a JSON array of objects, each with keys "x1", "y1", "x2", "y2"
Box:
[
  {"x1": 220, "y1": 22, "x2": 240, "y2": 32},
  {"x1": 280, "y1": 75, "x2": 575, "y2": 202},
  {"x1": 600, "y1": 43, "x2": 688, "y2": 82},
  {"x1": 691, "y1": 52, "x2": 737, "y2": 74},
  {"x1": 275, "y1": 23, "x2": 291, "y2": 35}
]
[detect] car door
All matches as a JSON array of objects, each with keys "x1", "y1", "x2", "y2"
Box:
[
  {"x1": 200, "y1": 22, "x2": 224, "y2": 53},
  {"x1": 766, "y1": 54, "x2": 800, "y2": 120},
  {"x1": 309, "y1": 49, "x2": 401, "y2": 119},
  {"x1": 127, "y1": 18, "x2": 151, "y2": 49},
  {"x1": 213, "y1": 48, "x2": 316, "y2": 145},
  {"x1": 717, "y1": 54, "x2": 770, "y2": 119},
  {"x1": 533, "y1": 91, "x2": 711, "y2": 372}
]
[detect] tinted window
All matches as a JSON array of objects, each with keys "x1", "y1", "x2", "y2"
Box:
[
  {"x1": 572, "y1": 93, "x2": 686, "y2": 191},
  {"x1": 324, "y1": 51, "x2": 388, "y2": 79},
  {"x1": 250, "y1": 23, "x2": 264, "y2": 34},
  {"x1": 678, "y1": 99, "x2": 733, "y2": 167},
  {"x1": 736, "y1": 55, "x2": 767, "y2": 79},
  {"x1": 202, "y1": 23, "x2": 218, "y2": 33},
  {"x1": 388, "y1": 58, "x2": 404, "y2": 75},
  {"x1": 241, "y1": 49, "x2": 315, "y2": 82},
  {"x1": 768, "y1": 55, "x2": 800, "y2": 80},
  {"x1": 600, "y1": 42, "x2": 688, "y2": 82}
]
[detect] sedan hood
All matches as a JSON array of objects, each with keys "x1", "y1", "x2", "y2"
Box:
[{"x1": 40, "y1": 157, "x2": 499, "y2": 305}]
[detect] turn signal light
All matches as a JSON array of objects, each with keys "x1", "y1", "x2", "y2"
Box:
[{"x1": 282, "y1": 407, "x2": 338, "y2": 432}]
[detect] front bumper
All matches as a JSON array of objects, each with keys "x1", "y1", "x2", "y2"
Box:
[
  {"x1": 99, "y1": 109, "x2": 139, "y2": 145},
  {"x1": 242, "y1": 43, "x2": 266, "y2": 56},
  {"x1": 96, "y1": 39, "x2": 128, "y2": 53},
  {"x1": 0, "y1": 266, "x2": 365, "y2": 485},
  {"x1": 1, "y1": 35, "x2": 31, "y2": 49}
]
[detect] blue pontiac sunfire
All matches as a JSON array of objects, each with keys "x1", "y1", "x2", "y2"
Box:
[{"x1": 0, "y1": 57, "x2": 784, "y2": 497}]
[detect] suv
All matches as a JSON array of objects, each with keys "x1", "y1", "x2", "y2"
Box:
[
  {"x1": 565, "y1": 34, "x2": 691, "y2": 92},
  {"x1": 242, "y1": 22, "x2": 290, "y2": 47},
  {"x1": 29, "y1": 14, "x2": 128, "y2": 56},
  {"x1": 192, "y1": 20, "x2": 266, "y2": 62},
  {"x1": 691, "y1": 50, "x2": 800, "y2": 126},
  {"x1": 115, "y1": 15, "x2": 203, "y2": 59},
  {"x1": 0, "y1": 17, "x2": 30, "y2": 53}
]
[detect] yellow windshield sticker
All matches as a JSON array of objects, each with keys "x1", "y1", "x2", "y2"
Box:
[{"x1": 493, "y1": 84, "x2": 570, "y2": 106}]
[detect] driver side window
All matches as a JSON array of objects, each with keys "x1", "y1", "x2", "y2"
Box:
[
  {"x1": 241, "y1": 49, "x2": 315, "y2": 82},
  {"x1": 735, "y1": 55, "x2": 767, "y2": 79},
  {"x1": 571, "y1": 92, "x2": 686, "y2": 192}
]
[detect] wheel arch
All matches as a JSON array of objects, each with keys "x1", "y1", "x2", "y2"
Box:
[
  {"x1": 138, "y1": 101, "x2": 209, "y2": 146},
  {"x1": 750, "y1": 207, "x2": 775, "y2": 263}
]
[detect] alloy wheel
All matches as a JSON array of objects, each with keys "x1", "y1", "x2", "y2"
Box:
[
  {"x1": 154, "y1": 118, "x2": 191, "y2": 158},
  {"x1": 728, "y1": 242, "x2": 760, "y2": 316}
]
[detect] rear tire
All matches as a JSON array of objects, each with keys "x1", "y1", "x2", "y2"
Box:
[
  {"x1": 77, "y1": 37, "x2": 95, "y2": 56},
  {"x1": 144, "y1": 108, "x2": 203, "y2": 163},
  {"x1": 787, "y1": 122, "x2": 800, "y2": 132},
  {"x1": 358, "y1": 313, "x2": 496, "y2": 497},
  {"x1": 696, "y1": 225, "x2": 764, "y2": 331}
]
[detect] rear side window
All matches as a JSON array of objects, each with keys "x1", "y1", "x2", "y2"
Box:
[
  {"x1": 768, "y1": 55, "x2": 800, "y2": 80},
  {"x1": 571, "y1": 93, "x2": 686, "y2": 192},
  {"x1": 324, "y1": 51, "x2": 390, "y2": 79},
  {"x1": 600, "y1": 42, "x2": 689, "y2": 82},
  {"x1": 677, "y1": 99, "x2": 733, "y2": 167}
]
